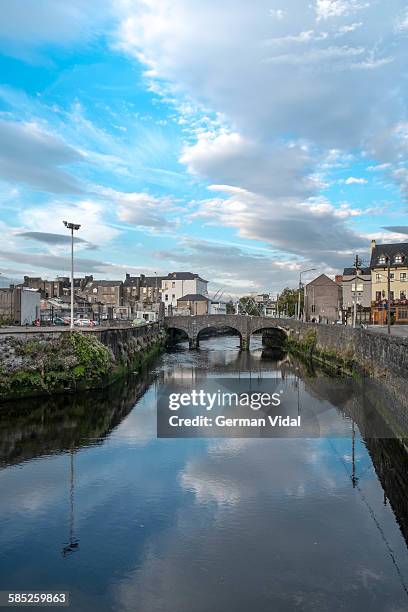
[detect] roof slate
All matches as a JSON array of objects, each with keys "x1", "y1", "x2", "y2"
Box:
[
  {"x1": 370, "y1": 242, "x2": 408, "y2": 267},
  {"x1": 177, "y1": 293, "x2": 210, "y2": 302}
]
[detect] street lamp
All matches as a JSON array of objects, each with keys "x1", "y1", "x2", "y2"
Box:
[
  {"x1": 63, "y1": 221, "x2": 81, "y2": 330},
  {"x1": 298, "y1": 268, "x2": 316, "y2": 320}
]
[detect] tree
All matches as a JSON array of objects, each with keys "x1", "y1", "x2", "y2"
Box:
[
  {"x1": 226, "y1": 300, "x2": 235, "y2": 314},
  {"x1": 238, "y1": 296, "x2": 262, "y2": 315},
  {"x1": 277, "y1": 287, "x2": 303, "y2": 317}
]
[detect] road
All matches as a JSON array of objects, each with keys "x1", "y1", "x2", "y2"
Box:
[{"x1": 367, "y1": 325, "x2": 408, "y2": 338}]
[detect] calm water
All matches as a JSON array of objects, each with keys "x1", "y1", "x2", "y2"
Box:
[{"x1": 0, "y1": 336, "x2": 408, "y2": 612}]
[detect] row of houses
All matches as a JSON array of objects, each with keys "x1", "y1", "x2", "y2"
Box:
[
  {"x1": 13, "y1": 271, "x2": 223, "y2": 322},
  {"x1": 303, "y1": 239, "x2": 408, "y2": 325}
]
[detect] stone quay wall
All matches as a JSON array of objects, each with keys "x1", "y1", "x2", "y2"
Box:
[{"x1": 0, "y1": 324, "x2": 166, "y2": 401}]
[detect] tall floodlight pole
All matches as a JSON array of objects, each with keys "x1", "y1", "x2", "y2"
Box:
[
  {"x1": 298, "y1": 268, "x2": 316, "y2": 320},
  {"x1": 63, "y1": 221, "x2": 81, "y2": 330},
  {"x1": 387, "y1": 255, "x2": 391, "y2": 336}
]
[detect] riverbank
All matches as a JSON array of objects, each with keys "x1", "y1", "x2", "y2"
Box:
[
  {"x1": 0, "y1": 325, "x2": 166, "y2": 401},
  {"x1": 286, "y1": 325, "x2": 408, "y2": 436}
]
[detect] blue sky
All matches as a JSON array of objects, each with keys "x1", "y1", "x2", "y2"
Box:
[{"x1": 0, "y1": 0, "x2": 408, "y2": 295}]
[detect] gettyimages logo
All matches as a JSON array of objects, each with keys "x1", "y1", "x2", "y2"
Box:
[{"x1": 157, "y1": 378, "x2": 321, "y2": 438}]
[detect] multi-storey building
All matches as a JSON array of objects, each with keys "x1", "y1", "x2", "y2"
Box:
[
  {"x1": 370, "y1": 240, "x2": 408, "y2": 324},
  {"x1": 342, "y1": 266, "x2": 372, "y2": 324},
  {"x1": 161, "y1": 272, "x2": 208, "y2": 313},
  {"x1": 80, "y1": 279, "x2": 123, "y2": 307},
  {"x1": 123, "y1": 273, "x2": 164, "y2": 310},
  {"x1": 22, "y1": 275, "x2": 93, "y2": 299},
  {"x1": 304, "y1": 274, "x2": 342, "y2": 324}
]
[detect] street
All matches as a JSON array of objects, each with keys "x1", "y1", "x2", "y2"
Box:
[{"x1": 367, "y1": 325, "x2": 408, "y2": 338}]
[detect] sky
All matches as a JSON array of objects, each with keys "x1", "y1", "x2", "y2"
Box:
[{"x1": 0, "y1": 0, "x2": 408, "y2": 296}]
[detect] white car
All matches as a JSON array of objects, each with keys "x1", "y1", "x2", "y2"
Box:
[{"x1": 73, "y1": 318, "x2": 98, "y2": 327}]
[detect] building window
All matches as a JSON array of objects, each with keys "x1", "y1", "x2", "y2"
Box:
[
  {"x1": 400, "y1": 291, "x2": 406, "y2": 300},
  {"x1": 351, "y1": 283, "x2": 356, "y2": 291},
  {"x1": 378, "y1": 256, "x2": 386, "y2": 265},
  {"x1": 389, "y1": 273, "x2": 395, "y2": 281},
  {"x1": 376, "y1": 291, "x2": 382, "y2": 301},
  {"x1": 395, "y1": 254, "x2": 403, "y2": 264},
  {"x1": 390, "y1": 291, "x2": 394, "y2": 301},
  {"x1": 172, "y1": 294, "x2": 175, "y2": 299},
  {"x1": 311, "y1": 305, "x2": 316, "y2": 313},
  {"x1": 375, "y1": 273, "x2": 381, "y2": 282},
  {"x1": 398, "y1": 309, "x2": 408, "y2": 319},
  {"x1": 172, "y1": 281, "x2": 175, "y2": 288},
  {"x1": 356, "y1": 283, "x2": 363, "y2": 292},
  {"x1": 401, "y1": 273, "x2": 407, "y2": 281},
  {"x1": 165, "y1": 294, "x2": 168, "y2": 301}
]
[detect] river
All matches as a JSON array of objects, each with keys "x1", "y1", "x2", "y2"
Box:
[{"x1": 0, "y1": 335, "x2": 407, "y2": 612}]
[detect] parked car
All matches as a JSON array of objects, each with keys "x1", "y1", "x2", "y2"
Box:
[
  {"x1": 132, "y1": 318, "x2": 148, "y2": 327},
  {"x1": 73, "y1": 318, "x2": 98, "y2": 327},
  {"x1": 52, "y1": 316, "x2": 68, "y2": 326}
]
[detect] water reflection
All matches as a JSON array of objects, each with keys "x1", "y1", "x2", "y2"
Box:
[
  {"x1": 0, "y1": 373, "x2": 153, "y2": 467},
  {"x1": 0, "y1": 336, "x2": 407, "y2": 611}
]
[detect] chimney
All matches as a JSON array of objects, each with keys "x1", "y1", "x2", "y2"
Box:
[{"x1": 370, "y1": 239, "x2": 376, "y2": 252}]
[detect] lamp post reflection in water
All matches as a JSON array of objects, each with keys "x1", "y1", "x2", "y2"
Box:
[{"x1": 62, "y1": 449, "x2": 79, "y2": 557}]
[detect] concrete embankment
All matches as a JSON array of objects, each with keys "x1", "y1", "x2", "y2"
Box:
[
  {"x1": 0, "y1": 324, "x2": 166, "y2": 401},
  {"x1": 286, "y1": 323, "x2": 408, "y2": 435}
]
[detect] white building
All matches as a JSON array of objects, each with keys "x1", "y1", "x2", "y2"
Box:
[
  {"x1": 161, "y1": 273, "x2": 208, "y2": 313},
  {"x1": 209, "y1": 299, "x2": 227, "y2": 315},
  {"x1": 135, "y1": 310, "x2": 158, "y2": 323}
]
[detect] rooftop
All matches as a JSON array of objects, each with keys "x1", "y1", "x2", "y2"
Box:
[
  {"x1": 178, "y1": 293, "x2": 210, "y2": 302},
  {"x1": 87, "y1": 280, "x2": 122, "y2": 287},
  {"x1": 167, "y1": 272, "x2": 208, "y2": 282},
  {"x1": 343, "y1": 267, "x2": 371, "y2": 276},
  {"x1": 306, "y1": 273, "x2": 338, "y2": 286},
  {"x1": 370, "y1": 242, "x2": 408, "y2": 268}
]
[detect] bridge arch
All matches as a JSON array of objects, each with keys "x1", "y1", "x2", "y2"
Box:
[
  {"x1": 165, "y1": 314, "x2": 295, "y2": 351},
  {"x1": 250, "y1": 325, "x2": 287, "y2": 349},
  {"x1": 197, "y1": 324, "x2": 243, "y2": 349},
  {"x1": 166, "y1": 325, "x2": 190, "y2": 347}
]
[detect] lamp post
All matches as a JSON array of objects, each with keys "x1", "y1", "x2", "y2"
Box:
[
  {"x1": 63, "y1": 221, "x2": 81, "y2": 330},
  {"x1": 298, "y1": 268, "x2": 316, "y2": 320},
  {"x1": 386, "y1": 256, "x2": 391, "y2": 336}
]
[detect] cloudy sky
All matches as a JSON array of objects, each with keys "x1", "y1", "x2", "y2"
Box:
[{"x1": 1, "y1": 0, "x2": 408, "y2": 294}]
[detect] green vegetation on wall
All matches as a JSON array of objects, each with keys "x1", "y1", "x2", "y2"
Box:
[
  {"x1": 285, "y1": 327, "x2": 357, "y2": 375},
  {"x1": 0, "y1": 330, "x2": 165, "y2": 400}
]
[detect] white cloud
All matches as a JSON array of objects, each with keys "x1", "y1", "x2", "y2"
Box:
[
  {"x1": 0, "y1": 0, "x2": 115, "y2": 60},
  {"x1": 367, "y1": 163, "x2": 391, "y2": 171},
  {"x1": 344, "y1": 176, "x2": 368, "y2": 184},
  {"x1": 114, "y1": 0, "x2": 404, "y2": 150},
  {"x1": 180, "y1": 131, "x2": 316, "y2": 199},
  {"x1": 20, "y1": 199, "x2": 119, "y2": 248},
  {"x1": 315, "y1": 0, "x2": 368, "y2": 21},
  {"x1": 101, "y1": 188, "x2": 176, "y2": 229},
  {"x1": 112, "y1": 0, "x2": 408, "y2": 238},
  {"x1": 153, "y1": 237, "x2": 302, "y2": 293},
  {"x1": 192, "y1": 186, "x2": 365, "y2": 270}
]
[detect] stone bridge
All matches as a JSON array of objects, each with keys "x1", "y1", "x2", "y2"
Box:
[{"x1": 165, "y1": 314, "x2": 302, "y2": 350}]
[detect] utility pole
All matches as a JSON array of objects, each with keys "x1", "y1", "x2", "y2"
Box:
[
  {"x1": 387, "y1": 255, "x2": 391, "y2": 335},
  {"x1": 352, "y1": 254, "x2": 361, "y2": 329}
]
